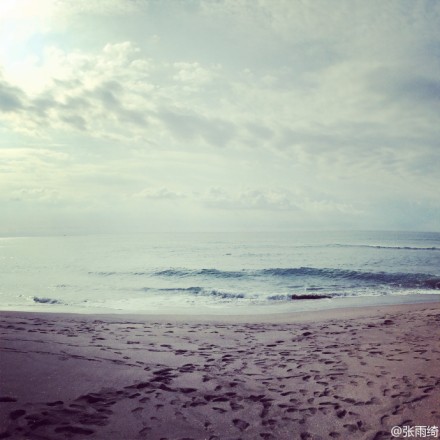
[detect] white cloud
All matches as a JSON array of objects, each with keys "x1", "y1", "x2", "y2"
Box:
[
  {"x1": 202, "y1": 187, "x2": 298, "y2": 211},
  {"x1": 172, "y1": 62, "x2": 216, "y2": 85},
  {"x1": 133, "y1": 187, "x2": 186, "y2": 200},
  {"x1": 10, "y1": 187, "x2": 60, "y2": 204},
  {"x1": 200, "y1": 187, "x2": 363, "y2": 218}
]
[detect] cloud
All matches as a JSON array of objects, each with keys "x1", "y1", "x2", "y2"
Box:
[
  {"x1": 172, "y1": 62, "x2": 216, "y2": 87},
  {"x1": 58, "y1": 0, "x2": 142, "y2": 16},
  {"x1": 10, "y1": 187, "x2": 61, "y2": 203},
  {"x1": 0, "y1": 78, "x2": 25, "y2": 112},
  {"x1": 0, "y1": 42, "x2": 154, "y2": 137},
  {"x1": 0, "y1": 42, "x2": 233, "y2": 145},
  {"x1": 370, "y1": 69, "x2": 440, "y2": 109},
  {"x1": 203, "y1": 187, "x2": 305, "y2": 212},
  {"x1": 0, "y1": 0, "x2": 439, "y2": 233},
  {"x1": 203, "y1": 187, "x2": 295, "y2": 211},
  {"x1": 158, "y1": 109, "x2": 236, "y2": 148},
  {"x1": 133, "y1": 187, "x2": 186, "y2": 200}
]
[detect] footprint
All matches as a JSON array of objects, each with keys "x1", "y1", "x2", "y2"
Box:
[
  {"x1": 46, "y1": 401, "x2": 64, "y2": 406},
  {"x1": 0, "y1": 397, "x2": 17, "y2": 403},
  {"x1": 9, "y1": 409, "x2": 26, "y2": 420},
  {"x1": 233, "y1": 418, "x2": 250, "y2": 431},
  {"x1": 179, "y1": 388, "x2": 197, "y2": 394}
]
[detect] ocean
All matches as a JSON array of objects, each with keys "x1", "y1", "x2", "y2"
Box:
[{"x1": 1, "y1": 231, "x2": 439, "y2": 315}]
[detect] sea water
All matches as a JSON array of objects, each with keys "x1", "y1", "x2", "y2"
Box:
[{"x1": 0, "y1": 231, "x2": 439, "y2": 314}]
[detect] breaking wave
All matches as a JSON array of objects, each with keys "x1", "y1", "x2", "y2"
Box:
[
  {"x1": 150, "y1": 267, "x2": 440, "y2": 290},
  {"x1": 140, "y1": 286, "x2": 246, "y2": 299},
  {"x1": 90, "y1": 266, "x2": 440, "y2": 290}
]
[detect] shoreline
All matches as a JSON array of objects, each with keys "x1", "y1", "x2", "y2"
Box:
[
  {"x1": 1, "y1": 302, "x2": 439, "y2": 439},
  {"x1": 1, "y1": 292, "x2": 440, "y2": 321}
]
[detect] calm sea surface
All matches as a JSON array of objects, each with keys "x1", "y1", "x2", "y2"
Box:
[{"x1": 1, "y1": 231, "x2": 439, "y2": 314}]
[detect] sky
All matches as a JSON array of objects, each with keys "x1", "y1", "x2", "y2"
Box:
[{"x1": 0, "y1": 0, "x2": 439, "y2": 235}]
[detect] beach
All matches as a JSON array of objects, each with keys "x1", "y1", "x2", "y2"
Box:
[{"x1": 1, "y1": 302, "x2": 439, "y2": 440}]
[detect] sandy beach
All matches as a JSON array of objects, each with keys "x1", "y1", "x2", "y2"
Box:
[{"x1": 1, "y1": 302, "x2": 439, "y2": 440}]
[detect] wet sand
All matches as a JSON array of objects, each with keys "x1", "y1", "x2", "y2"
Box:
[{"x1": 1, "y1": 302, "x2": 439, "y2": 440}]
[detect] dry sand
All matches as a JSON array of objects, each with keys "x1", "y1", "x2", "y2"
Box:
[{"x1": 1, "y1": 302, "x2": 439, "y2": 440}]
